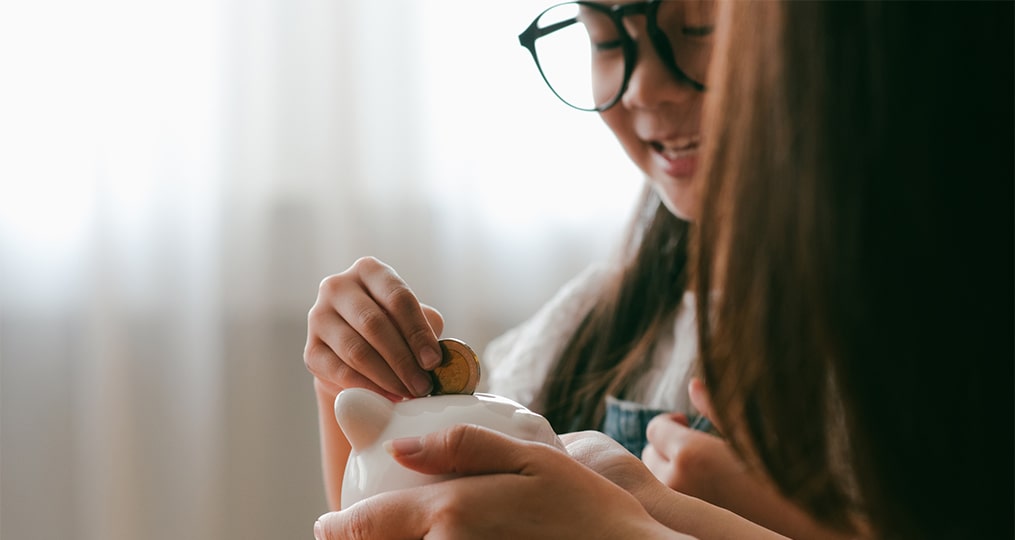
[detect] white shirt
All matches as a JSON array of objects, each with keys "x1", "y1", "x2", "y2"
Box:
[{"x1": 480, "y1": 263, "x2": 698, "y2": 416}]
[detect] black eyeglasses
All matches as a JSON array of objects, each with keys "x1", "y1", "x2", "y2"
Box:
[{"x1": 519, "y1": 0, "x2": 713, "y2": 112}]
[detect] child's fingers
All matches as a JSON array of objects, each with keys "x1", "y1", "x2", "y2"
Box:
[
  {"x1": 645, "y1": 413, "x2": 693, "y2": 461},
  {"x1": 420, "y1": 303, "x2": 445, "y2": 338},
  {"x1": 353, "y1": 257, "x2": 443, "y2": 372}
]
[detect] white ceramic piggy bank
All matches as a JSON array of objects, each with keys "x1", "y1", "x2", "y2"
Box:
[{"x1": 335, "y1": 387, "x2": 561, "y2": 509}]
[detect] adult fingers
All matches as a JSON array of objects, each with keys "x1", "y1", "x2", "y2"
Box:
[
  {"x1": 319, "y1": 427, "x2": 666, "y2": 540},
  {"x1": 316, "y1": 427, "x2": 547, "y2": 540},
  {"x1": 385, "y1": 424, "x2": 553, "y2": 477},
  {"x1": 560, "y1": 430, "x2": 625, "y2": 467},
  {"x1": 561, "y1": 430, "x2": 654, "y2": 497},
  {"x1": 315, "y1": 489, "x2": 430, "y2": 540}
]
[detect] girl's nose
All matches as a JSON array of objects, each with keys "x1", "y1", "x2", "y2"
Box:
[{"x1": 621, "y1": 35, "x2": 697, "y2": 110}]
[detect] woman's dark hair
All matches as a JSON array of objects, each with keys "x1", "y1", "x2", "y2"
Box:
[
  {"x1": 539, "y1": 186, "x2": 690, "y2": 432},
  {"x1": 695, "y1": 2, "x2": 1012, "y2": 538}
]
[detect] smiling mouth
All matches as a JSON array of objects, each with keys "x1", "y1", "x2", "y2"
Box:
[
  {"x1": 648, "y1": 135, "x2": 701, "y2": 178},
  {"x1": 650, "y1": 135, "x2": 701, "y2": 159}
]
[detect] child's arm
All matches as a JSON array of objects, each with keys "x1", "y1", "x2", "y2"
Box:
[
  {"x1": 305, "y1": 256, "x2": 445, "y2": 509},
  {"x1": 314, "y1": 378, "x2": 350, "y2": 510}
]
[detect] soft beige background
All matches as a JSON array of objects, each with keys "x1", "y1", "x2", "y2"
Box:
[{"x1": 0, "y1": 1, "x2": 641, "y2": 539}]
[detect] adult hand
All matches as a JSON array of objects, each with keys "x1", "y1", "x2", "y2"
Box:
[
  {"x1": 562, "y1": 430, "x2": 791, "y2": 540},
  {"x1": 305, "y1": 256, "x2": 444, "y2": 399},
  {"x1": 314, "y1": 424, "x2": 689, "y2": 540},
  {"x1": 560, "y1": 430, "x2": 660, "y2": 501}
]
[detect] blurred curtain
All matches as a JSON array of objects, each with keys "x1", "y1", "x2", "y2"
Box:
[{"x1": 0, "y1": 1, "x2": 640, "y2": 539}]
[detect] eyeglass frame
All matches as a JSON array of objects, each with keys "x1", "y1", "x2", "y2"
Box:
[{"x1": 518, "y1": 0, "x2": 707, "y2": 112}]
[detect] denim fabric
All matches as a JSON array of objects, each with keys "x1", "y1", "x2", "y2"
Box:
[{"x1": 602, "y1": 396, "x2": 718, "y2": 456}]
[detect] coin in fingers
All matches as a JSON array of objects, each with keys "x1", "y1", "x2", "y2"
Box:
[{"x1": 430, "y1": 338, "x2": 480, "y2": 395}]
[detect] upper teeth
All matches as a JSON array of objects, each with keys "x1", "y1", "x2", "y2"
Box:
[{"x1": 656, "y1": 135, "x2": 700, "y2": 157}]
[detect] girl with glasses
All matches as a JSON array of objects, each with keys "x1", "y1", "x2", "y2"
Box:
[
  {"x1": 307, "y1": 0, "x2": 844, "y2": 537},
  {"x1": 312, "y1": 1, "x2": 1011, "y2": 539},
  {"x1": 306, "y1": 0, "x2": 801, "y2": 531}
]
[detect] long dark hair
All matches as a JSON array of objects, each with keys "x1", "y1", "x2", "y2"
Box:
[
  {"x1": 696, "y1": 2, "x2": 1013, "y2": 538},
  {"x1": 539, "y1": 186, "x2": 690, "y2": 432}
]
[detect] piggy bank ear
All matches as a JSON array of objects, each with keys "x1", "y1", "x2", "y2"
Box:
[{"x1": 334, "y1": 388, "x2": 394, "y2": 452}]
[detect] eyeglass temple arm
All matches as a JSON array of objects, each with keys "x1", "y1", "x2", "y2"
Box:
[{"x1": 518, "y1": 17, "x2": 580, "y2": 49}]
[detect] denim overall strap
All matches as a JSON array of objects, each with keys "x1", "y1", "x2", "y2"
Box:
[{"x1": 602, "y1": 396, "x2": 718, "y2": 456}]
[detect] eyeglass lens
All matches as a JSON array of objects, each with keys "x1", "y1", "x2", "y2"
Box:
[{"x1": 531, "y1": 1, "x2": 713, "y2": 111}]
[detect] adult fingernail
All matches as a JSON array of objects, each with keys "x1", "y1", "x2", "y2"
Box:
[
  {"x1": 411, "y1": 371, "x2": 433, "y2": 396},
  {"x1": 314, "y1": 519, "x2": 323, "y2": 540},
  {"x1": 420, "y1": 346, "x2": 441, "y2": 370},
  {"x1": 384, "y1": 436, "x2": 423, "y2": 456}
]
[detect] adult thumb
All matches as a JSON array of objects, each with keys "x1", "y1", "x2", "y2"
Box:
[{"x1": 384, "y1": 423, "x2": 552, "y2": 476}]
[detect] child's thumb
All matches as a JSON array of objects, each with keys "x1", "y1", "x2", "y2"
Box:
[{"x1": 688, "y1": 377, "x2": 718, "y2": 428}]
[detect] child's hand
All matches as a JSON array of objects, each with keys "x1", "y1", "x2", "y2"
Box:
[
  {"x1": 642, "y1": 412, "x2": 736, "y2": 504},
  {"x1": 644, "y1": 406, "x2": 855, "y2": 540},
  {"x1": 687, "y1": 377, "x2": 718, "y2": 429},
  {"x1": 643, "y1": 377, "x2": 738, "y2": 503},
  {"x1": 304, "y1": 256, "x2": 444, "y2": 400},
  {"x1": 559, "y1": 430, "x2": 788, "y2": 540}
]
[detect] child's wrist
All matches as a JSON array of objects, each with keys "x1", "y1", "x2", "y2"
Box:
[{"x1": 313, "y1": 377, "x2": 342, "y2": 399}]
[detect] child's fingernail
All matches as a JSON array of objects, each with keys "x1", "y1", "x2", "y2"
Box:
[
  {"x1": 689, "y1": 378, "x2": 708, "y2": 402},
  {"x1": 314, "y1": 519, "x2": 323, "y2": 540},
  {"x1": 420, "y1": 346, "x2": 441, "y2": 370},
  {"x1": 384, "y1": 436, "x2": 423, "y2": 457},
  {"x1": 411, "y1": 372, "x2": 433, "y2": 396}
]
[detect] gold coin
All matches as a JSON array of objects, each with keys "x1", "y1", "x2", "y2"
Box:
[{"x1": 430, "y1": 338, "x2": 481, "y2": 395}]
